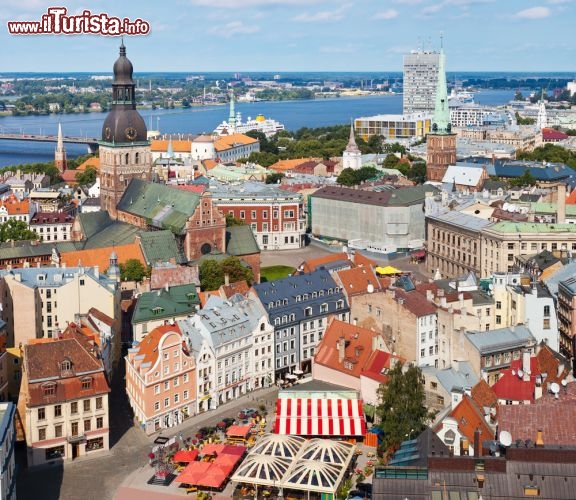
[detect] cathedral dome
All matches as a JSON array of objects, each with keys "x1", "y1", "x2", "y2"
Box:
[{"x1": 113, "y1": 42, "x2": 134, "y2": 85}]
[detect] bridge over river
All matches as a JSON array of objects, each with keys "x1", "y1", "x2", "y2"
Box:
[{"x1": 0, "y1": 132, "x2": 99, "y2": 153}]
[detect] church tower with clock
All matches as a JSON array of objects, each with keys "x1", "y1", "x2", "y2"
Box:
[{"x1": 99, "y1": 41, "x2": 152, "y2": 219}]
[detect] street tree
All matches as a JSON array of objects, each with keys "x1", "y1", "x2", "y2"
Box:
[
  {"x1": 376, "y1": 362, "x2": 436, "y2": 453},
  {"x1": 119, "y1": 259, "x2": 150, "y2": 282},
  {"x1": 0, "y1": 219, "x2": 38, "y2": 243},
  {"x1": 199, "y1": 256, "x2": 254, "y2": 291}
]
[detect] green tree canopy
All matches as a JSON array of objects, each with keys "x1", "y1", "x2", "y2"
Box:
[
  {"x1": 0, "y1": 219, "x2": 38, "y2": 243},
  {"x1": 265, "y1": 172, "x2": 285, "y2": 184},
  {"x1": 75, "y1": 166, "x2": 98, "y2": 186},
  {"x1": 376, "y1": 362, "x2": 436, "y2": 453},
  {"x1": 225, "y1": 213, "x2": 245, "y2": 227},
  {"x1": 336, "y1": 166, "x2": 379, "y2": 186},
  {"x1": 119, "y1": 259, "x2": 150, "y2": 282},
  {"x1": 200, "y1": 256, "x2": 254, "y2": 291}
]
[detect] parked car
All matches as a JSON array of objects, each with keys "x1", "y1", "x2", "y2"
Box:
[{"x1": 238, "y1": 408, "x2": 258, "y2": 420}]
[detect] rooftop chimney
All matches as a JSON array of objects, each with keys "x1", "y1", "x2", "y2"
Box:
[
  {"x1": 474, "y1": 428, "x2": 482, "y2": 457},
  {"x1": 535, "y1": 429, "x2": 544, "y2": 447},
  {"x1": 337, "y1": 336, "x2": 346, "y2": 363},
  {"x1": 557, "y1": 183, "x2": 566, "y2": 224},
  {"x1": 522, "y1": 351, "x2": 531, "y2": 381},
  {"x1": 224, "y1": 273, "x2": 230, "y2": 286}
]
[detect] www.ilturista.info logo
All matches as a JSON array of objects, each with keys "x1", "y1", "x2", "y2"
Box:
[{"x1": 7, "y1": 7, "x2": 150, "y2": 35}]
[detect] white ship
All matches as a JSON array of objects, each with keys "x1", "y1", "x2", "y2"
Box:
[
  {"x1": 214, "y1": 112, "x2": 285, "y2": 138},
  {"x1": 448, "y1": 88, "x2": 475, "y2": 104},
  {"x1": 214, "y1": 90, "x2": 285, "y2": 138}
]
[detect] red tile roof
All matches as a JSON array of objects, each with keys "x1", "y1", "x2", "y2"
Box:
[
  {"x1": 542, "y1": 128, "x2": 569, "y2": 141},
  {"x1": 336, "y1": 266, "x2": 381, "y2": 297},
  {"x1": 60, "y1": 242, "x2": 146, "y2": 271},
  {"x1": 449, "y1": 394, "x2": 494, "y2": 445},
  {"x1": 491, "y1": 357, "x2": 539, "y2": 403},
  {"x1": 0, "y1": 195, "x2": 29, "y2": 215},
  {"x1": 394, "y1": 288, "x2": 437, "y2": 317},
  {"x1": 361, "y1": 350, "x2": 403, "y2": 383},
  {"x1": 300, "y1": 252, "x2": 351, "y2": 274},
  {"x1": 566, "y1": 189, "x2": 576, "y2": 205},
  {"x1": 135, "y1": 324, "x2": 182, "y2": 368},
  {"x1": 471, "y1": 379, "x2": 498, "y2": 409},
  {"x1": 497, "y1": 383, "x2": 576, "y2": 446},
  {"x1": 314, "y1": 319, "x2": 386, "y2": 379}
]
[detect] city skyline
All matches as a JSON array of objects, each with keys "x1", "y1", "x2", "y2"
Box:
[{"x1": 1, "y1": 0, "x2": 576, "y2": 73}]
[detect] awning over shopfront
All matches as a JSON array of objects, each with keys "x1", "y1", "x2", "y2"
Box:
[
  {"x1": 375, "y1": 265, "x2": 402, "y2": 275},
  {"x1": 274, "y1": 398, "x2": 366, "y2": 436}
]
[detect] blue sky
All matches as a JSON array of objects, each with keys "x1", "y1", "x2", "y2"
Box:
[{"x1": 1, "y1": 0, "x2": 575, "y2": 73}]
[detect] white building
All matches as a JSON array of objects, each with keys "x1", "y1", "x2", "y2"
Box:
[
  {"x1": 179, "y1": 295, "x2": 274, "y2": 413},
  {"x1": 342, "y1": 122, "x2": 362, "y2": 171},
  {"x1": 29, "y1": 212, "x2": 74, "y2": 242}
]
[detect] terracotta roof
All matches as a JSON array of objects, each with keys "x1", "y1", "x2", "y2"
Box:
[
  {"x1": 314, "y1": 319, "x2": 384, "y2": 379},
  {"x1": 60, "y1": 242, "x2": 145, "y2": 271},
  {"x1": 0, "y1": 196, "x2": 29, "y2": 215},
  {"x1": 220, "y1": 280, "x2": 250, "y2": 298},
  {"x1": 536, "y1": 344, "x2": 570, "y2": 388},
  {"x1": 353, "y1": 252, "x2": 377, "y2": 268},
  {"x1": 395, "y1": 288, "x2": 437, "y2": 317},
  {"x1": 361, "y1": 349, "x2": 403, "y2": 383},
  {"x1": 202, "y1": 159, "x2": 219, "y2": 171},
  {"x1": 150, "y1": 265, "x2": 199, "y2": 291},
  {"x1": 87, "y1": 307, "x2": 114, "y2": 327},
  {"x1": 491, "y1": 357, "x2": 539, "y2": 403},
  {"x1": 24, "y1": 331, "x2": 109, "y2": 407},
  {"x1": 566, "y1": 189, "x2": 576, "y2": 205},
  {"x1": 449, "y1": 394, "x2": 494, "y2": 445},
  {"x1": 60, "y1": 169, "x2": 79, "y2": 184},
  {"x1": 150, "y1": 139, "x2": 192, "y2": 153},
  {"x1": 174, "y1": 184, "x2": 206, "y2": 194},
  {"x1": 542, "y1": 128, "x2": 569, "y2": 141},
  {"x1": 497, "y1": 383, "x2": 576, "y2": 445},
  {"x1": 268, "y1": 158, "x2": 316, "y2": 172},
  {"x1": 336, "y1": 266, "x2": 381, "y2": 297},
  {"x1": 301, "y1": 252, "x2": 351, "y2": 274},
  {"x1": 471, "y1": 379, "x2": 498, "y2": 409},
  {"x1": 134, "y1": 324, "x2": 182, "y2": 367},
  {"x1": 76, "y1": 156, "x2": 100, "y2": 172},
  {"x1": 214, "y1": 133, "x2": 258, "y2": 152}
]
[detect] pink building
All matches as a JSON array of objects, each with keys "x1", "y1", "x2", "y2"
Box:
[{"x1": 125, "y1": 324, "x2": 196, "y2": 435}]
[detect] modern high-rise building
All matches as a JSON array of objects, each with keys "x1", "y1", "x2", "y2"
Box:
[{"x1": 403, "y1": 50, "x2": 440, "y2": 114}]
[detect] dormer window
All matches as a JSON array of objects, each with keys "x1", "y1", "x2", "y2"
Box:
[
  {"x1": 81, "y1": 377, "x2": 92, "y2": 390},
  {"x1": 43, "y1": 383, "x2": 56, "y2": 397},
  {"x1": 60, "y1": 359, "x2": 71, "y2": 373},
  {"x1": 152, "y1": 306, "x2": 164, "y2": 315}
]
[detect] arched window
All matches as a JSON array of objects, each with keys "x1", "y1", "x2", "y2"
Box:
[
  {"x1": 125, "y1": 153, "x2": 129, "y2": 165},
  {"x1": 135, "y1": 152, "x2": 139, "y2": 164}
]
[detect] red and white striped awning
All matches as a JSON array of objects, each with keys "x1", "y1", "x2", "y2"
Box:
[{"x1": 274, "y1": 398, "x2": 366, "y2": 436}]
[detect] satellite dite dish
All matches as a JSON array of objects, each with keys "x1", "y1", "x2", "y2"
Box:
[
  {"x1": 499, "y1": 431, "x2": 512, "y2": 447},
  {"x1": 561, "y1": 379, "x2": 568, "y2": 387},
  {"x1": 367, "y1": 283, "x2": 374, "y2": 294},
  {"x1": 550, "y1": 382, "x2": 560, "y2": 394}
]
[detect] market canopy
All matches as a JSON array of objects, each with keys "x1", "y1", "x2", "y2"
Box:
[
  {"x1": 226, "y1": 425, "x2": 253, "y2": 439},
  {"x1": 173, "y1": 449, "x2": 199, "y2": 463},
  {"x1": 175, "y1": 461, "x2": 212, "y2": 484},
  {"x1": 274, "y1": 398, "x2": 366, "y2": 436},
  {"x1": 375, "y1": 265, "x2": 402, "y2": 275}
]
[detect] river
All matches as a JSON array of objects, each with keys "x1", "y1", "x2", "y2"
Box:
[{"x1": 0, "y1": 90, "x2": 514, "y2": 168}]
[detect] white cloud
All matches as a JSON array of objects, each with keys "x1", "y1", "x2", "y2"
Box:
[
  {"x1": 513, "y1": 6, "x2": 551, "y2": 19},
  {"x1": 293, "y1": 4, "x2": 350, "y2": 23},
  {"x1": 375, "y1": 9, "x2": 398, "y2": 20},
  {"x1": 208, "y1": 21, "x2": 260, "y2": 37},
  {"x1": 191, "y1": 0, "x2": 323, "y2": 7}
]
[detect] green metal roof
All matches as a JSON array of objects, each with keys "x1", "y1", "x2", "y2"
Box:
[
  {"x1": 77, "y1": 211, "x2": 114, "y2": 240},
  {"x1": 132, "y1": 283, "x2": 200, "y2": 324},
  {"x1": 0, "y1": 241, "x2": 80, "y2": 260},
  {"x1": 138, "y1": 230, "x2": 187, "y2": 265},
  {"x1": 226, "y1": 225, "x2": 260, "y2": 256},
  {"x1": 530, "y1": 202, "x2": 576, "y2": 216},
  {"x1": 81, "y1": 221, "x2": 140, "y2": 249},
  {"x1": 489, "y1": 221, "x2": 576, "y2": 233},
  {"x1": 388, "y1": 185, "x2": 438, "y2": 206},
  {"x1": 117, "y1": 179, "x2": 201, "y2": 234}
]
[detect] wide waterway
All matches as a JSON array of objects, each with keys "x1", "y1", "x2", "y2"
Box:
[{"x1": 0, "y1": 90, "x2": 514, "y2": 168}]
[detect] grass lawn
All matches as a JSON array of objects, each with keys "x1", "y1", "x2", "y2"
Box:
[{"x1": 260, "y1": 265, "x2": 295, "y2": 282}]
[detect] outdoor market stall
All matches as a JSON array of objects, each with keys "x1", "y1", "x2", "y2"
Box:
[{"x1": 274, "y1": 397, "x2": 366, "y2": 436}]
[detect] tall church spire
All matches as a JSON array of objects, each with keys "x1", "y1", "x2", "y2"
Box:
[
  {"x1": 536, "y1": 88, "x2": 548, "y2": 130},
  {"x1": 55, "y1": 122, "x2": 67, "y2": 174},
  {"x1": 432, "y1": 37, "x2": 451, "y2": 135},
  {"x1": 342, "y1": 120, "x2": 362, "y2": 170}
]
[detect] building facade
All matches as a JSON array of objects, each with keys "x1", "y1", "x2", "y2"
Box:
[
  {"x1": 0, "y1": 402, "x2": 16, "y2": 499},
  {"x1": 125, "y1": 324, "x2": 197, "y2": 434},
  {"x1": 211, "y1": 181, "x2": 306, "y2": 251},
  {"x1": 19, "y1": 333, "x2": 110, "y2": 466},
  {"x1": 29, "y1": 212, "x2": 74, "y2": 242},
  {"x1": 557, "y1": 276, "x2": 576, "y2": 360},
  {"x1": 354, "y1": 113, "x2": 432, "y2": 141}
]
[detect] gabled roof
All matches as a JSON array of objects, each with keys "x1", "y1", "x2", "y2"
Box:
[
  {"x1": 0, "y1": 196, "x2": 29, "y2": 215},
  {"x1": 214, "y1": 133, "x2": 258, "y2": 152},
  {"x1": 491, "y1": 357, "x2": 539, "y2": 403},
  {"x1": 226, "y1": 225, "x2": 260, "y2": 256},
  {"x1": 268, "y1": 158, "x2": 316, "y2": 172},
  {"x1": 301, "y1": 252, "x2": 352, "y2": 274},
  {"x1": 75, "y1": 211, "x2": 141, "y2": 248},
  {"x1": 132, "y1": 284, "x2": 200, "y2": 324},
  {"x1": 471, "y1": 379, "x2": 497, "y2": 409},
  {"x1": 448, "y1": 395, "x2": 493, "y2": 445},
  {"x1": 441, "y1": 165, "x2": 486, "y2": 187},
  {"x1": 465, "y1": 325, "x2": 535, "y2": 354},
  {"x1": 335, "y1": 266, "x2": 381, "y2": 297},
  {"x1": 362, "y1": 350, "x2": 403, "y2": 383},
  {"x1": 117, "y1": 179, "x2": 201, "y2": 234},
  {"x1": 60, "y1": 242, "x2": 145, "y2": 270},
  {"x1": 314, "y1": 319, "x2": 385, "y2": 379}
]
